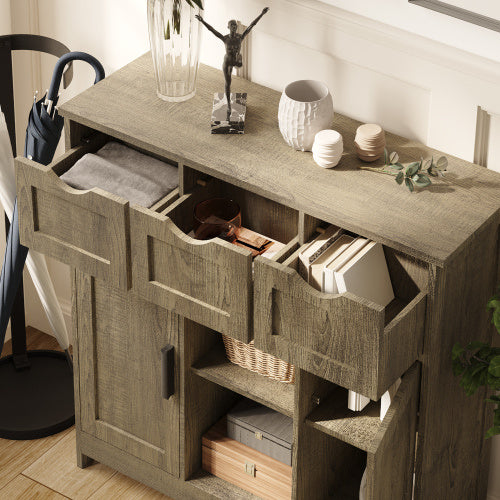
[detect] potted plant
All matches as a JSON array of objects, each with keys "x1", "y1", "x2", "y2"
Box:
[
  {"x1": 148, "y1": 0, "x2": 203, "y2": 102},
  {"x1": 452, "y1": 288, "x2": 500, "y2": 438}
]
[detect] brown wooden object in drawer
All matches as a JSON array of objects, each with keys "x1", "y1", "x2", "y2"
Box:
[
  {"x1": 16, "y1": 134, "x2": 131, "y2": 289},
  {"x1": 130, "y1": 187, "x2": 253, "y2": 342},
  {"x1": 254, "y1": 254, "x2": 426, "y2": 400}
]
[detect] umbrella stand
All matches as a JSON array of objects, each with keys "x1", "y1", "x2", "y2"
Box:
[{"x1": 0, "y1": 35, "x2": 75, "y2": 439}]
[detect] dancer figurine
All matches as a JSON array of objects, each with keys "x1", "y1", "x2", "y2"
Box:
[{"x1": 196, "y1": 8, "x2": 269, "y2": 133}]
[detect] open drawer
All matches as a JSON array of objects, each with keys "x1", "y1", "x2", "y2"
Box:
[
  {"x1": 254, "y1": 241, "x2": 427, "y2": 400},
  {"x1": 16, "y1": 133, "x2": 132, "y2": 289},
  {"x1": 130, "y1": 178, "x2": 299, "y2": 343}
]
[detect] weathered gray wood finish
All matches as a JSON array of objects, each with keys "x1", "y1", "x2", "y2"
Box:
[
  {"x1": 74, "y1": 271, "x2": 180, "y2": 476},
  {"x1": 130, "y1": 196, "x2": 253, "y2": 342},
  {"x1": 29, "y1": 53, "x2": 500, "y2": 500},
  {"x1": 15, "y1": 133, "x2": 131, "y2": 290},
  {"x1": 59, "y1": 53, "x2": 499, "y2": 267},
  {"x1": 306, "y1": 363, "x2": 420, "y2": 499},
  {"x1": 254, "y1": 254, "x2": 426, "y2": 400}
]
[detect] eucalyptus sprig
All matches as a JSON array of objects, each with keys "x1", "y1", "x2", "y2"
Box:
[
  {"x1": 359, "y1": 149, "x2": 448, "y2": 192},
  {"x1": 452, "y1": 289, "x2": 500, "y2": 438},
  {"x1": 165, "y1": 0, "x2": 203, "y2": 40}
]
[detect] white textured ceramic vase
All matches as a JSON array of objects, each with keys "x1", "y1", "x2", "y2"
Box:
[{"x1": 278, "y1": 80, "x2": 334, "y2": 151}]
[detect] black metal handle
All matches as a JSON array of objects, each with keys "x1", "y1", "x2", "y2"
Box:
[{"x1": 161, "y1": 344, "x2": 175, "y2": 399}]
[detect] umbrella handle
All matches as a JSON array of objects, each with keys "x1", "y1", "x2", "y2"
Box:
[{"x1": 47, "y1": 51, "x2": 105, "y2": 104}]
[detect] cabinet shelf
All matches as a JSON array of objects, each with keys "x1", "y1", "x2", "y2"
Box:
[
  {"x1": 189, "y1": 470, "x2": 260, "y2": 499},
  {"x1": 306, "y1": 387, "x2": 382, "y2": 452},
  {"x1": 191, "y1": 343, "x2": 295, "y2": 418},
  {"x1": 306, "y1": 363, "x2": 419, "y2": 454}
]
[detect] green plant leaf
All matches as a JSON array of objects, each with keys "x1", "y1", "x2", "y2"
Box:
[
  {"x1": 486, "y1": 395, "x2": 500, "y2": 403},
  {"x1": 487, "y1": 294, "x2": 500, "y2": 334},
  {"x1": 423, "y1": 159, "x2": 432, "y2": 170},
  {"x1": 413, "y1": 174, "x2": 432, "y2": 188},
  {"x1": 395, "y1": 171, "x2": 404, "y2": 185},
  {"x1": 384, "y1": 148, "x2": 388, "y2": 166},
  {"x1": 391, "y1": 162, "x2": 404, "y2": 170},
  {"x1": 165, "y1": 20, "x2": 171, "y2": 39},
  {"x1": 406, "y1": 162, "x2": 420, "y2": 176},
  {"x1": 452, "y1": 343, "x2": 465, "y2": 360},
  {"x1": 405, "y1": 177, "x2": 414, "y2": 192},
  {"x1": 436, "y1": 156, "x2": 448, "y2": 170},
  {"x1": 485, "y1": 425, "x2": 500, "y2": 439},
  {"x1": 389, "y1": 152, "x2": 399, "y2": 164},
  {"x1": 488, "y1": 355, "x2": 500, "y2": 377}
]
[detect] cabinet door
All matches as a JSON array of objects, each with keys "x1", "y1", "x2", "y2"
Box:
[{"x1": 75, "y1": 272, "x2": 180, "y2": 477}]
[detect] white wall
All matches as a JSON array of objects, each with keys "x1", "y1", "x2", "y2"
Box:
[{"x1": 8, "y1": 0, "x2": 500, "y2": 497}]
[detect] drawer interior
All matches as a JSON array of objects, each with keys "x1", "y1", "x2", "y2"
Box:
[
  {"x1": 163, "y1": 177, "x2": 300, "y2": 256},
  {"x1": 282, "y1": 225, "x2": 428, "y2": 326},
  {"x1": 54, "y1": 132, "x2": 181, "y2": 209}
]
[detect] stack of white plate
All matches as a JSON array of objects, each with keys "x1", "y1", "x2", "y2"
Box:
[
  {"x1": 354, "y1": 123, "x2": 385, "y2": 162},
  {"x1": 312, "y1": 129, "x2": 343, "y2": 168}
]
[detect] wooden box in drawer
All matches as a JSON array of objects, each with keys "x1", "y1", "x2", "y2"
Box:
[
  {"x1": 254, "y1": 246, "x2": 427, "y2": 400},
  {"x1": 15, "y1": 134, "x2": 130, "y2": 289},
  {"x1": 202, "y1": 419, "x2": 292, "y2": 500}
]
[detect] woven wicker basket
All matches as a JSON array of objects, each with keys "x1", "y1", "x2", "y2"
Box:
[{"x1": 221, "y1": 334, "x2": 295, "y2": 384}]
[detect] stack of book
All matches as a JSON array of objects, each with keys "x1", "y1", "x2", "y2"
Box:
[{"x1": 299, "y1": 225, "x2": 395, "y2": 414}]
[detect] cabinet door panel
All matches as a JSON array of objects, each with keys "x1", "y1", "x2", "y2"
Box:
[{"x1": 76, "y1": 272, "x2": 179, "y2": 477}]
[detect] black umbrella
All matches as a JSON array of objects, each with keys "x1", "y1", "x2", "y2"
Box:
[
  {"x1": 25, "y1": 51, "x2": 105, "y2": 164},
  {"x1": 0, "y1": 52, "x2": 105, "y2": 355}
]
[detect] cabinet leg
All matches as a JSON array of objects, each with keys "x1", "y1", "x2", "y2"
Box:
[{"x1": 76, "y1": 447, "x2": 94, "y2": 469}]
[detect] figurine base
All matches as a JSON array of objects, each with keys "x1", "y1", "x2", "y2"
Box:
[{"x1": 211, "y1": 93, "x2": 247, "y2": 134}]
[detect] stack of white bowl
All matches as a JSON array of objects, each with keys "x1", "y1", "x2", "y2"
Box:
[
  {"x1": 354, "y1": 123, "x2": 385, "y2": 162},
  {"x1": 312, "y1": 129, "x2": 343, "y2": 168}
]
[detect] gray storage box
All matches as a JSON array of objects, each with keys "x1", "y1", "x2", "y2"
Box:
[{"x1": 227, "y1": 398, "x2": 293, "y2": 465}]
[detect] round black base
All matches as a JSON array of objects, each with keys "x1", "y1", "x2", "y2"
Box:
[{"x1": 0, "y1": 350, "x2": 74, "y2": 440}]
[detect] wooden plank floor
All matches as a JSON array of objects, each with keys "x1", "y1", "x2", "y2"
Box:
[{"x1": 0, "y1": 327, "x2": 172, "y2": 499}]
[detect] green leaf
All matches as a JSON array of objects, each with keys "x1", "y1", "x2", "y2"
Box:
[
  {"x1": 485, "y1": 425, "x2": 500, "y2": 439},
  {"x1": 423, "y1": 159, "x2": 432, "y2": 171},
  {"x1": 392, "y1": 162, "x2": 404, "y2": 170},
  {"x1": 191, "y1": 0, "x2": 204, "y2": 9},
  {"x1": 389, "y1": 152, "x2": 399, "y2": 164},
  {"x1": 165, "y1": 19, "x2": 171, "y2": 39},
  {"x1": 452, "y1": 343, "x2": 465, "y2": 360},
  {"x1": 487, "y1": 294, "x2": 500, "y2": 334},
  {"x1": 488, "y1": 355, "x2": 500, "y2": 377},
  {"x1": 406, "y1": 162, "x2": 420, "y2": 176},
  {"x1": 436, "y1": 156, "x2": 448, "y2": 170},
  {"x1": 395, "y1": 171, "x2": 404, "y2": 185},
  {"x1": 413, "y1": 174, "x2": 432, "y2": 188},
  {"x1": 384, "y1": 148, "x2": 388, "y2": 166},
  {"x1": 427, "y1": 165, "x2": 438, "y2": 177},
  {"x1": 487, "y1": 372, "x2": 500, "y2": 389},
  {"x1": 486, "y1": 395, "x2": 500, "y2": 403},
  {"x1": 405, "y1": 177, "x2": 414, "y2": 192}
]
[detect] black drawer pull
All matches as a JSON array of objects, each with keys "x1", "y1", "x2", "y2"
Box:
[{"x1": 161, "y1": 344, "x2": 175, "y2": 399}]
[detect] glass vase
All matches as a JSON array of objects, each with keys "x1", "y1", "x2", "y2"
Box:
[{"x1": 147, "y1": 0, "x2": 201, "y2": 102}]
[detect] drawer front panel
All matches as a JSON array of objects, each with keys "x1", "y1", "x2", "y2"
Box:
[
  {"x1": 254, "y1": 257, "x2": 426, "y2": 400},
  {"x1": 16, "y1": 138, "x2": 130, "y2": 289},
  {"x1": 131, "y1": 206, "x2": 253, "y2": 342}
]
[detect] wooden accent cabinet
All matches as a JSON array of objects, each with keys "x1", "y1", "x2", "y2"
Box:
[{"x1": 15, "y1": 53, "x2": 500, "y2": 499}]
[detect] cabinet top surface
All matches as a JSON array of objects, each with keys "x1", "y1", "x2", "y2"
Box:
[{"x1": 59, "y1": 53, "x2": 499, "y2": 266}]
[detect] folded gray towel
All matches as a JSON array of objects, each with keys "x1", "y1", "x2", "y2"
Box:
[{"x1": 60, "y1": 141, "x2": 178, "y2": 208}]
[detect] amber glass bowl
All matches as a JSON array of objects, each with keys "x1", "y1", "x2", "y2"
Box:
[{"x1": 193, "y1": 198, "x2": 241, "y2": 241}]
